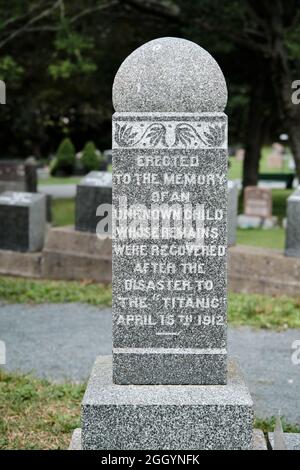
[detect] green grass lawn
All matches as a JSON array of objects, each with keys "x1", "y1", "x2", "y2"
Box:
[
  {"x1": 236, "y1": 228, "x2": 285, "y2": 250},
  {"x1": 0, "y1": 276, "x2": 111, "y2": 306},
  {"x1": 0, "y1": 367, "x2": 298, "y2": 449},
  {"x1": 0, "y1": 276, "x2": 299, "y2": 330},
  {"x1": 52, "y1": 198, "x2": 75, "y2": 227},
  {"x1": 0, "y1": 369, "x2": 84, "y2": 449}
]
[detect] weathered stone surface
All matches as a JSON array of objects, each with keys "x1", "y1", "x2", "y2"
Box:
[
  {"x1": 0, "y1": 191, "x2": 46, "y2": 252},
  {"x1": 228, "y1": 180, "x2": 238, "y2": 246},
  {"x1": 70, "y1": 428, "x2": 267, "y2": 451},
  {"x1": 81, "y1": 356, "x2": 253, "y2": 450},
  {"x1": 75, "y1": 171, "x2": 112, "y2": 233},
  {"x1": 113, "y1": 113, "x2": 228, "y2": 384},
  {"x1": 285, "y1": 187, "x2": 300, "y2": 258},
  {"x1": 268, "y1": 432, "x2": 300, "y2": 450},
  {"x1": 44, "y1": 225, "x2": 112, "y2": 255},
  {"x1": 244, "y1": 187, "x2": 272, "y2": 218},
  {"x1": 228, "y1": 245, "x2": 300, "y2": 296},
  {"x1": 113, "y1": 37, "x2": 227, "y2": 113}
]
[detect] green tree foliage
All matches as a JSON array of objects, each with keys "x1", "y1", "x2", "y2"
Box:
[
  {"x1": 0, "y1": 0, "x2": 299, "y2": 184},
  {"x1": 81, "y1": 141, "x2": 99, "y2": 172},
  {"x1": 51, "y1": 137, "x2": 76, "y2": 175},
  {"x1": 49, "y1": 27, "x2": 97, "y2": 80}
]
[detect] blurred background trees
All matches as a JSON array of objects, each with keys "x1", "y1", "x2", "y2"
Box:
[{"x1": 0, "y1": 0, "x2": 299, "y2": 186}]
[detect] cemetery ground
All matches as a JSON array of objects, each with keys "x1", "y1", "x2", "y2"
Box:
[
  {"x1": 0, "y1": 148, "x2": 298, "y2": 450},
  {"x1": 1, "y1": 276, "x2": 300, "y2": 449}
]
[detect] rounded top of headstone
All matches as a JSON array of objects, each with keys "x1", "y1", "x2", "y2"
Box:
[{"x1": 113, "y1": 37, "x2": 227, "y2": 113}]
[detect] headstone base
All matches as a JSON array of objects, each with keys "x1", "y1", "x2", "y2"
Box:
[
  {"x1": 80, "y1": 356, "x2": 253, "y2": 450},
  {"x1": 69, "y1": 428, "x2": 267, "y2": 450}
]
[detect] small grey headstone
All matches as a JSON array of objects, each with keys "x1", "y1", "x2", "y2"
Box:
[
  {"x1": 75, "y1": 171, "x2": 112, "y2": 233},
  {"x1": 285, "y1": 186, "x2": 300, "y2": 257},
  {"x1": 0, "y1": 191, "x2": 46, "y2": 252},
  {"x1": 244, "y1": 186, "x2": 272, "y2": 218}
]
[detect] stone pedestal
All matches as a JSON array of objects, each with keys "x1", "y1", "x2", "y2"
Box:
[
  {"x1": 0, "y1": 191, "x2": 46, "y2": 252},
  {"x1": 81, "y1": 356, "x2": 253, "y2": 450}
]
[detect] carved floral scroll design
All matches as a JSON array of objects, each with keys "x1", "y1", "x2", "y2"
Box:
[{"x1": 114, "y1": 122, "x2": 226, "y2": 148}]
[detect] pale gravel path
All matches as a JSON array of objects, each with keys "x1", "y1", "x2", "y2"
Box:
[{"x1": 0, "y1": 302, "x2": 299, "y2": 424}]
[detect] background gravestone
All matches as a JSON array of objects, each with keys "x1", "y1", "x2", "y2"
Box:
[
  {"x1": 0, "y1": 191, "x2": 46, "y2": 252},
  {"x1": 228, "y1": 180, "x2": 238, "y2": 246},
  {"x1": 238, "y1": 186, "x2": 277, "y2": 229},
  {"x1": 0, "y1": 159, "x2": 38, "y2": 194},
  {"x1": 78, "y1": 38, "x2": 253, "y2": 450},
  {"x1": 285, "y1": 187, "x2": 300, "y2": 257},
  {"x1": 75, "y1": 171, "x2": 112, "y2": 233},
  {"x1": 24, "y1": 157, "x2": 38, "y2": 193}
]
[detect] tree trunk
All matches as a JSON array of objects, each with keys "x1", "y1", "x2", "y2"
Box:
[
  {"x1": 288, "y1": 117, "x2": 300, "y2": 179},
  {"x1": 275, "y1": 69, "x2": 300, "y2": 180},
  {"x1": 268, "y1": 3, "x2": 300, "y2": 180},
  {"x1": 242, "y1": 80, "x2": 266, "y2": 188}
]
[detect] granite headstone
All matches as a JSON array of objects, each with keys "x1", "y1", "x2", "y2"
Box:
[
  {"x1": 75, "y1": 171, "x2": 112, "y2": 233},
  {"x1": 0, "y1": 191, "x2": 46, "y2": 252}
]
